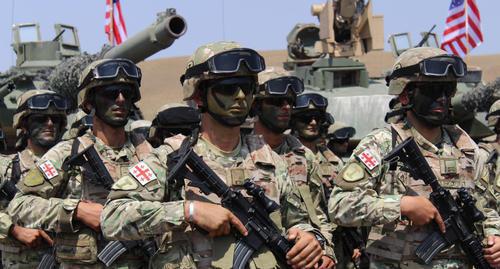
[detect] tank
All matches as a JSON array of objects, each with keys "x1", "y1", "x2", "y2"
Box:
[
  {"x1": 0, "y1": 8, "x2": 187, "y2": 150},
  {"x1": 284, "y1": 0, "x2": 388, "y2": 141}
]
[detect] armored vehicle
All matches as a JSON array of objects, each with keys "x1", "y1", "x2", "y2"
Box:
[
  {"x1": 0, "y1": 8, "x2": 187, "y2": 150},
  {"x1": 285, "y1": 0, "x2": 491, "y2": 142},
  {"x1": 284, "y1": 0, "x2": 388, "y2": 141}
]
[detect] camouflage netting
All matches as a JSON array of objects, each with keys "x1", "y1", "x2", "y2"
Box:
[
  {"x1": 461, "y1": 77, "x2": 500, "y2": 112},
  {"x1": 0, "y1": 66, "x2": 51, "y2": 87},
  {"x1": 46, "y1": 45, "x2": 112, "y2": 111}
]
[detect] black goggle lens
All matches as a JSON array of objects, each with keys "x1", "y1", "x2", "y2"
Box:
[
  {"x1": 263, "y1": 77, "x2": 304, "y2": 96},
  {"x1": 295, "y1": 112, "x2": 325, "y2": 123},
  {"x1": 210, "y1": 49, "x2": 265, "y2": 73},
  {"x1": 95, "y1": 60, "x2": 141, "y2": 78},
  {"x1": 27, "y1": 94, "x2": 67, "y2": 111},
  {"x1": 295, "y1": 94, "x2": 328, "y2": 109}
]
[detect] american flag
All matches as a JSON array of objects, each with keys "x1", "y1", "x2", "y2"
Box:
[
  {"x1": 441, "y1": 0, "x2": 483, "y2": 57},
  {"x1": 105, "y1": 0, "x2": 128, "y2": 45}
]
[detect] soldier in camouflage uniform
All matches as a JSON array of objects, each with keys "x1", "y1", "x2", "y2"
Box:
[
  {"x1": 101, "y1": 41, "x2": 325, "y2": 269},
  {"x1": 291, "y1": 93, "x2": 343, "y2": 201},
  {"x1": 329, "y1": 47, "x2": 500, "y2": 268},
  {"x1": 253, "y1": 67, "x2": 336, "y2": 268},
  {"x1": 8, "y1": 58, "x2": 152, "y2": 268},
  {"x1": 0, "y1": 89, "x2": 67, "y2": 268},
  {"x1": 477, "y1": 99, "x2": 500, "y2": 210}
]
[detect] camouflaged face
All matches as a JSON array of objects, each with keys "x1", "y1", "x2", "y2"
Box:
[
  {"x1": 487, "y1": 99, "x2": 500, "y2": 127},
  {"x1": 182, "y1": 41, "x2": 242, "y2": 100},
  {"x1": 388, "y1": 47, "x2": 454, "y2": 95},
  {"x1": 13, "y1": 89, "x2": 66, "y2": 129},
  {"x1": 77, "y1": 58, "x2": 141, "y2": 110}
]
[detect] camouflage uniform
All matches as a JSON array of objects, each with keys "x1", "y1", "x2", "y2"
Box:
[
  {"x1": 102, "y1": 41, "x2": 322, "y2": 269},
  {"x1": 329, "y1": 47, "x2": 500, "y2": 268},
  {"x1": 8, "y1": 59, "x2": 151, "y2": 268},
  {"x1": 477, "y1": 100, "x2": 500, "y2": 210},
  {"x1": 256, "y1": 67, "x2": 336, "y2": 261},
  {"x1": 0, "y1": 150, "x2": 48, "y2": 269}
]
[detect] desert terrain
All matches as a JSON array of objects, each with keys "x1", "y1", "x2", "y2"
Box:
[{"x1": 137, "y1": 50, "x2": 500, "y2": 120}]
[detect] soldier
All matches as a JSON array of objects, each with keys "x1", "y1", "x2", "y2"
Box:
[
  {"x1": 101, "y1": 41, "x2": 325, "y2": 269},
  {"x1": 8, "y1": 58, "x2": 152, "y2": 268},
  {"x1": 147, "y1": 103, "x2": 200, "y2": 148},
  {"x1": 62, "y1": 110, "x2": 93, "y2": 140},
  {"x1": 326, "y1": 121, "x2": 356, "y2": 160},
  {"x1": 253, "y1": 68, "x2": 336, "y2": 268},
  {"x1": 291, "y1": 93, "x2": 343, "y2": 200},
  {"x1": 329, "y1": 47, "x2": 500, "y2": 268},
  {"x1": 477, "y1": 99, "x2": 500, "y2": 210},
  {"x1": 0, "y1": 90, "x2": 67, "y2": 268}
]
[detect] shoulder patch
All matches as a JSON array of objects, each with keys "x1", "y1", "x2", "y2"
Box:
[
  {"x1": 23, "y1": 169, "x2": 45, "y2": 187},
  {"x1": 129, "y1": 161, "x2": 157, "y2": 186},
  {"x1": 356, "y1": 149, "x2": 380, "y2": 171},
  {"x1": 342, "y1": 163, "x2": 365, "y2": 182},
  {"x1": 111, "y1": 176, "x2": 139, "y2": 191},
  {"x1": 38, "y1": 160, "x2": 59, "y2": 180}
]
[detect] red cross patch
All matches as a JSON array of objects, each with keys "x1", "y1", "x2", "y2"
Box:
[
  {"x1": 39, "y1": 160, "x2": 59, "y2": 180},
  {"x1": 129, "y1": 161, "x2": 157, "y2": 186},
  {"x1": 357, "y1": 149, "x2": 379, "y2": 170}
]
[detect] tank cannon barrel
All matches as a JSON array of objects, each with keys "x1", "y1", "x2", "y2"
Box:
[{"x1": 103, "y1": 8, "x2": 187, "y2": 63}]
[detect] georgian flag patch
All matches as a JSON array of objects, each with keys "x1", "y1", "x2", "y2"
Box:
[
  {"x1": 129, "y1": 161, "x2": 157, "y2": 186},
  {"x1": 38, "y1": 160, "x2": 59, "y2": 180},
  {"x1": 356, "y1": 149, "x2": 380, "y2": 170}
]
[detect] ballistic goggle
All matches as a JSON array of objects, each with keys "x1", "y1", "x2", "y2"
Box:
[
  {"x1": 328, "y1": 127, "x2": 355, "y2": 141},
  {"x1": 386, "y1": 55, "x2": 467, "y2": 84},
  {"x1": 259, "y1": 76, "x2": 304, "y2": 96},
  {"x1": 294, "y1": 93, "x2": 328, "y2": 109},
  {"x1": 182, "y1": 48, "x2": 266, "y2": 82},
  {"x1": 17, "y1": 93, "x2": 67, "y2": 113},
  {"x1": 80, "y1": 59, "x2": 141, "y2": 88}
]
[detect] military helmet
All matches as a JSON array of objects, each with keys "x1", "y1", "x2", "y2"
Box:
[
  {"x1": 487, "y1": 99, "x2": 500, "y2": 127},
  {"x1": 256, "y1": 67, "x2": 304, "y2": 99},
  {"x1": 77, "y1": 58, "x2": 141, "y2": 112},
  {"x1": 387, "y1": 47, "x2": 464, "y2": 95},
  {"x1": 181, "y1": 41, "x2": 266, "y2": 100},
  {"x1": 327, "y1": 121, "x2": 356, "y2": 140},
  {"x1": 13, "y1": 89, "x2": 68, "y2": 130},
  {"x1": 293, "y1": 93, "x2": 328, "y2": 114}
]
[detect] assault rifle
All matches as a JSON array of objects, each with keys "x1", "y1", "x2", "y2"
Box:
[
  {"x1": 383, "y1": 137, "x2": 491, "y2": 269},
  {"x1": 166, "y1": 135, "x2": 294, "y2": 269},
  {"x1": 63, "y1": 145, "x2": 157, "y2": 266}
]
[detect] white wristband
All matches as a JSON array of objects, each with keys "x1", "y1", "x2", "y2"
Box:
[{"x1": 188, "y1": 201, "x2": 195, "y2": 223}]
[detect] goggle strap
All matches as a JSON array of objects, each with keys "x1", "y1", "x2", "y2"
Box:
[{"x1": 184, "y1": 62, "x2": 210, "y2": 81}]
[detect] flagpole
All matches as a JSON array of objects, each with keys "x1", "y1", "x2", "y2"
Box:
[
  {"x1": 465, "y1": 0, "x2": 469, "y2": 56},
  {"x1": 110, "y1": 0, "x2": 115, "y2": 46}
]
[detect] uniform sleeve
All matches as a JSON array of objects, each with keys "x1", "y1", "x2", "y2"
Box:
[
  {"x1": 0, "y1": 155, "x2": 14, "y2": 238},
  {"x1": 475, "y1": 147, "x2": 500, "y2": 237},
  {"x1": 306, "y1": 152, "x2": 336, "y2": 259},
  {"x1": 101, "y1": 146, "x2": 188, "y2": 241},
  {"x1": 328, "y1": 129, "x2": 402, "y2": 227},
  {"x1": 7, "y1": 141, "x2": 80, "y2": 233}
]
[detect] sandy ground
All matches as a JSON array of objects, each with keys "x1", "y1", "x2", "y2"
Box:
[{"x1": 137, "y1": 50, "x2": 500, "y2": 120}]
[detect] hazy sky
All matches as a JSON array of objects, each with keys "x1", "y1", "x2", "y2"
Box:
[{"x1": 1, "y1": 0, "x2": 499, "y2": 71}]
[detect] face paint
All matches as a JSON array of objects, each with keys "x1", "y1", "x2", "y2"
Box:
[
  {"x1": 26, "y1": 114, "x2": 65, "y2": 148},
  {"x1": 205, "y1": 77, "x2": 256, "y2": 127},
  {"x1": 93, "y1": 84, "x2": 134, "y2": 127},
  {"x1": 258, "y1": 97, "x2": 293, "y2": 134},
  {"x1": 410, "y1": 82, "x2": 455, "y2": 127},
  {"x1": 293, "y1": 110, "x2": 324, "y2": 141}
]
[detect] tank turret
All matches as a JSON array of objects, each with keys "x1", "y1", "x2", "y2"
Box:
[{"x1": 0, "y1": 7, "x2": 187, "y2": 151}]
